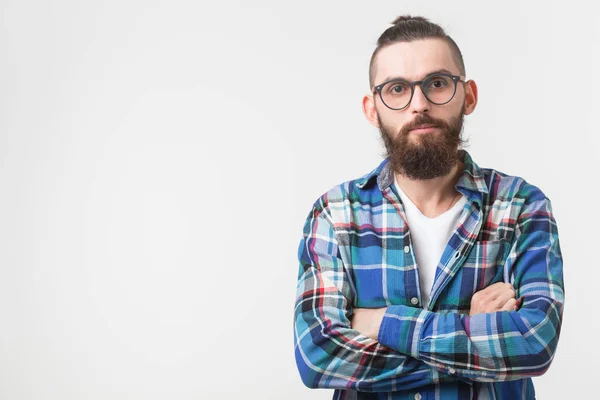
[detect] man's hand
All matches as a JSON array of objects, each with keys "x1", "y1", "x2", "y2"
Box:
[
  {"x1": 469, "y1": 282, "x2": 522, "y2": 316},
  {"x1": 350, "y1": 307, "x2": 387, "y2": 341}
]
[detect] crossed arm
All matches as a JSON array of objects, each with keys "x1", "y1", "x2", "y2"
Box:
[
  {"x1": 294, "y1": 194, "x2": 564, "y2": 391},
  {"x1": 351, "y1": 282, "x2": 521, "y2": 341}
]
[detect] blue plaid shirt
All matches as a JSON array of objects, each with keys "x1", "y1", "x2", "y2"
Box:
[{"x1": 294, "y1": 150, "x2": 564, "y2": 399}]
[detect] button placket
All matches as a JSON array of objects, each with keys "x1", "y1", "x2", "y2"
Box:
[{"x1": 404, "y1": 242, "x2": 421, "y2": 306}]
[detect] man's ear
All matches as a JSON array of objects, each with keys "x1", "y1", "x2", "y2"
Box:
[
  {"x1": 464, "y1": 80, "x2": 478, "y2": 115},
  {"x1": 362, "y1": 94, "x2": 380, "y2": 128}
]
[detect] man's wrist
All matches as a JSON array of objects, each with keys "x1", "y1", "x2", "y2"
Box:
[{"x1": 377, "y1": 305, "x2": 431, "y2": 358}]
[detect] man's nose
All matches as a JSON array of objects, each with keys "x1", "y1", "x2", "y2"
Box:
[{"x1": 409, "y1": 84, "x2": 430, "y2": 113}]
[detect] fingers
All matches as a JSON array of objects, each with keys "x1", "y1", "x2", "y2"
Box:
[
  {"x1": 469, "y1": 282, "x2": 517, "y2": 316},
  {"x1": 476, "y1": 282, "x2": 513, "y2": 299},
  {"x1": 501, "y1": 297, "x2": 518, "y2": 312},
  {"x1": 479, "y1": 283, "x2": 515, "y2": 310},
  {"x1": 493, "y1": 284, "x2": 516, "y2": 308}
]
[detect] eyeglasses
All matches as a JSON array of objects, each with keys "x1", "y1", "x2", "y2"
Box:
[{"x1": 372, "y1": 73, "x2": 465, "y2": 111}]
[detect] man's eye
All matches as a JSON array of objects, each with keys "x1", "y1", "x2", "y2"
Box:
[
  {"x1": 428, "y1": 78, "x2": 448, "y2": 88},
  {"x1": 387, "y1": 83, "x2": 409, "y2": 94}
]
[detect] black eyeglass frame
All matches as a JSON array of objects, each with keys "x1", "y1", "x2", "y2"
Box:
[{"x1": 372, "y1": 73, "x2": 466, "y2": 111}]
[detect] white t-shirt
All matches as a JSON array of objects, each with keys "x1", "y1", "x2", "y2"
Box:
[{"x1": 394, "y1": 177, "x2": 467, "y2": 309}]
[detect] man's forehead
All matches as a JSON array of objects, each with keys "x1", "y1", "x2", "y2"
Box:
[{"x1": 374, "y1": 39, "x2": 459, "y2": 83}]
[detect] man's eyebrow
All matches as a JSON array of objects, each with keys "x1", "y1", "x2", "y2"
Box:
[{"x1": 380, "y1": 68, "x2": 455, "y2": 83}]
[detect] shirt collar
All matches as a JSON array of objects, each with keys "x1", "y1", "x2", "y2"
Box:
[{"x1": 355, "y1": 150, "x2": 489, "y2": 200}]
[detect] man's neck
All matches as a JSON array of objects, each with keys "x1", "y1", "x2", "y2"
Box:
[{"x1": 394, "y1": 160, "x2": 464, "y2": 218}]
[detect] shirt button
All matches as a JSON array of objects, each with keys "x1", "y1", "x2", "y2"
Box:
[
  {"x1": 410, "y1": 297, "x2": 419, "y2": 305},
  {"x1": 414, "y1": 393, "x2": 422, "y2": 400},
  {"x1": 404, "y1": 245, "x2": 410, "y2": 253},
  {"x1": 449, "y1": 368, "x2": 456, "y2": 374}
]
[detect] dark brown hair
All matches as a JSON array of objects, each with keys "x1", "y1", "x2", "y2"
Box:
[{"x1": 369, "y1": 15, "x2": 466, "y2": 87}]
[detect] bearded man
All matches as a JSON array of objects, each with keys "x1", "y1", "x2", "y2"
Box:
[{"x1": 293, "y1": 15, "x2": 564, "y2": 400}]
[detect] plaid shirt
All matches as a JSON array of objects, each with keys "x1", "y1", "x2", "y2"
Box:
[{"x1": 293, "y1": 150, "x2": 564, "y2": 399}]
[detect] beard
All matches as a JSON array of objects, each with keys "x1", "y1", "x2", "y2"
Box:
[{"x1": 378, "y1": 105, "x2": 467, "y2": 180}]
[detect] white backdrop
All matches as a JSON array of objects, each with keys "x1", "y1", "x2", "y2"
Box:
[{"x1": 0, "y1": 0, "x2": 597, "y2": 399}]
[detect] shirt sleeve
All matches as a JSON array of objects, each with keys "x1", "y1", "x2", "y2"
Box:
[
  {"x1": 377, "y1": 192, "x2": 564, "y2": 382},
  {"x1": 293, "y1": 200, "x2": 462, "y2": 392}
]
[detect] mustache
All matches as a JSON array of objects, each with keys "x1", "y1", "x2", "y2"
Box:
[{"x1": 400, "y1": 114, "x2": 449, "y2": 135}]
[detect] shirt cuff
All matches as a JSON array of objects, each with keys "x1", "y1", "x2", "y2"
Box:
[{"x1": 377, "y1": 305, "x2": 432, "y2": 359}]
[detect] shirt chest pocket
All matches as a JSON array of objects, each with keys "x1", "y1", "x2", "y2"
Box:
[{"x1": 462, "y1": 239, "x2": 510, "y2": 291}]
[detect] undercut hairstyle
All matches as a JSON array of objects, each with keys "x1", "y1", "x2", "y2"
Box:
[{"x1": 369, "y1": 15, "x2": 466, "y2": 88}]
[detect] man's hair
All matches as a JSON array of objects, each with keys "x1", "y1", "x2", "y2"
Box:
[{"x1": 369, "y1": 15, "x2": 466, "y2": 88}]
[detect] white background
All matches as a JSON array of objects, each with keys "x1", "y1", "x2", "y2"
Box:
[{"x1": 0, "y1": 0, "x2": 597, "y2": 399}]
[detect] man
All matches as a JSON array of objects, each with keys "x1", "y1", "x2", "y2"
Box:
[{"x1": 293, "y1": 15, "x2": 564, "y2": 399}]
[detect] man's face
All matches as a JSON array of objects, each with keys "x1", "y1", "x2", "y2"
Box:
[{"x1": 369, "y1": 39, "x2": 471, "y2": 180}]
